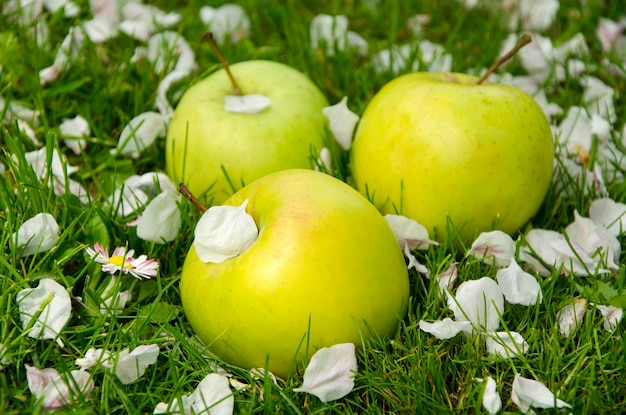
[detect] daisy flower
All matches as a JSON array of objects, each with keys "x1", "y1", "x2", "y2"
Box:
[{"x1": 85, "y1": 243, "x2": 159, "y2": 280}]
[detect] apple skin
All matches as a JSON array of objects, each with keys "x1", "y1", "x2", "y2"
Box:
[
  {"x1": 166, "y1": 60, "x2": 329, "y2": 204},
  {"x1": 350, "y1": 72, "x2": 554, "y2": 242},
  {"x1": 180, "y1": 169, "x2": 409, "y2": 378}
]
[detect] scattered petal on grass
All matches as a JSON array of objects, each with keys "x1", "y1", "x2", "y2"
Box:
[
  {"x1": 44, "y1": 0, "x2": 80, "y2": 17},
  {"x1": 136, "y1": 190, "x2": 181, "y2": 243},
  {"x1": 557, "y1": 298, "x2": 588, "y2": 337},
  {"x1": 108, "y1": 184, "x2": 149, "y2": 217},
  {"x1": 104, "y1": 344, "x2": 159, "y2": 384},
  {"x1": 114, "y1": 111, "x2": 168, "y2": 157},
  {"x1": 511, "y1": 374, "x2": 571, "y2": 413},
  {"x1": 322, "y1": 96, "x2": 360, "y2": 151},
  {"x1": 581, "y1": 75, "x2": 616, "y2": 123},
  {"x1": 447, "y1": 277, "x2": 504, "y2": 335},
  {"x1": 85, "y1": 242, "x2": 159, "y2": 280},
  {"x1": 310, "y1": 14, "x2": 367, "y2": 56},
  {"x1": 59, "y1": 115, "x2": 89, "y2": 154},
  {"x1": 371, "y1": 44, "x2": 418, "y2": 75},
  {"x1": 0, "y1": 343, "x2": 12, "y2": 369},
  {"x1": 100, "y1": 290, "x2": 132, "y2": 316},
  {"x1": 294, "y1": 343, "x2": 357, "y2": 403},
  {"x1": 496, "y1": 259, "x2": 543, "y2": 306},
  {"x1": 17, "y1": 279, "x2": 71, "y2": 347},
  {"x1": 26, "y1": 365, "x2": 94, "y2": 410},
  {"x1": 594, "y1": 304, "x2": 623, "y2": 332},
  {"x1": 119, "y1": 4, "x2": 181, "y2": 41},
  {"x1": 589, "y1": 197, "x2": 626, "y2": 236},
  {"x1": 75, "y1": 348, "x2": 112, "y2": 371},
  {"x1": 155, "y1": 68, "x2": 191, "y2": 116},
  {"x1": 154, "y1": 373, "x2": 234, "y2": 415},
  {"x1": 467, "y1": 230, "x2": 516, "y2": 267},
  {"x1": 435, "y1": 263, "x2": 458, "y2": 294},
  {"x1": 315, "y1": 147, "x2": 333, "y2": 173},
  {"x1": 224, "y1": 94, "x2": 272, "y2": 114},
  {"x1": 476, "y1": 377, "x2": 502, "y2": 415},
  {"x1": 507, "y1": 0, "x2": 559, "y2": 32},
  {"x1": 419, "y1": 318, "x2": 471, "y2": 340},
  {"x1": 39, "y1": 26, "x2": 84, "y2": 85},
  {"x1": 384, "y1": 214, "x2": 438, "y2": 250},
  {"x1": 194, "y1": 200, "x2": 258, "y2": 263},
  {"x1": 200, "y1": 4, "x2": 250, "y2": 45},
  {"x1": 13, "y1": 212, "x2": 59, "y2": 257},
  {"x1": 135, "y1": 31, "x2": 197, "y2": 74},
  {"x1": 485, "y1": 331, "x2": 529, "y2": 358},
  {"x1": 566, "y1": 211, "x2": 620, "y2": 270}
]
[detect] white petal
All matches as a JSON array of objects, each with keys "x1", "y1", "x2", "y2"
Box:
[
  {"x1": 100, "y1": 290, "x2": 132, "y2": 315},
  {"x1": 201, "y1": 4, "x2": 250, "y2": 45},
  {"x1": 384, "y1": 214, "x2": 438, "y2": 250},
  {"x1": 435, "y1": 263, "x2": 458, "y2": 295},
  {"x1": 27, "y1": 365, "x2": 94, "y2": 410},
  {"x1": 589, "y1": 198, "x2": 626, "y2": 236},
  {"x1": 119, "y1": 19, "x2": 153, "y2": 41},
  {"x1": 418, "y1": 318, "x2": 471, "y2": 340},
  {"x1": 224, "y1": 94, "x2": 272, "y2": 114},
  {"x1": 447, "y1": 277, "x2": 504, "y2": 335},
  {"x1": 0, "y1": 343, "x2": 12, "y2": 367},
  {"x1": 136, "y1": 171, "x2": 177, "y2": 195},
  {"x1": 485, "y1": 331, "x2": 529, "y2": 358},
  {"x1": 13, "y1": 213, "x2": 59, "y2": 257},
  {"x1": 322, "y1": 96, "x2": 360, "y2": 151},
  {"x1": 142, "y1": 31, "x2": 197, "y2": 74},
  {"x1": 43, "y1": 0, "x2": 79, "y2": 17},
  {"x1": 556, "y1": 298, "x2": 587, "y2": 337},
  {"x1": 16, "y1": 279, "x2": 71, "y2": 347},
  {"x1": 595, "y1": 304, "x2": 623, "y2": 332},
  {"x1": 294, "y1": 343, "x2": 357, "y2": 403},
  {"x1": 75, "y1": 348, "x2": 112, "y2": 370},
  {"x1": 511, "y1": 374, "x2": 571, "y2": 412},
  {"x1": 194, "y1": 200, "x2": 258, "y2": 263},
  {"x1": 137, "y1": 191, "x2": 181, "y2": 243},
  {"x1": 108, "y1": 184, "x2": 149, "y2": 217},
  {"x1": 39, "y1": 26, "x2": 84, "y2": 85},
  {"x1": 467, "y1": 230, "x2": 516, "y2": 267},
  {"x1": 109, "y1": 344, "x2": 159, "y2": 384},
  {"x1": 565, "y1": 211, "x2": 620, "y2": 270},
  {"x1": 155, "y1": 69, "x2": 190, "y2": 116},
  {"x1": 115, "y1": 111, "x2": 168, "y2": 156},
  {"x1": 403, "y1": 243, "x2": 429, "y2": 275},
  {"x1": 59, "y1": 115, "x2": 89, "y2": 154},
  {"x1": 26, "y1": 364, "x2": 59, "y2": 396},
  {"x1": 496, "y1": 259, "x2": 543, "y2": 306},
  {"x1": 310, "y1": 14, "x2": 349, "y2": 56},
  {"x1": 82, "y1": 16, "x2": 118, "y2": 43},
  {"x1": 581, "y1": 76, "x2": 616, "y2": 123},
  {"x1": 478, "y1": 376, "x2": 502, "y2": 415},
  {"x1": 189, "y1": 373, "x2": 234, "y2": 415}
]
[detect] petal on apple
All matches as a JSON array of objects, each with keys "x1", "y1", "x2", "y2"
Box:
[
  {"x1": 294, "y1": 343, "x2": 357, "y2": 403},
  {"x1": 467, "y1": 230, "x2": 516, "y2": 268},
  {"x1": 384, "y1": 214, "x2": 438, "y2": 250},
  {"x1": 511, "y1": 374, "x2": 571, "y2": 413},
  {"x1": 194, "y1": 200, "x2": 259, "y2": 263},
  {"x1": 556, "y1": 298, "x2": 587, "y2": 337},
  {"x1": 476, "y1": 377, "x2": 502, "y2": 415},
  {"x1": 322, "y1": 96, "x2": 360, "y2": 151},
  {"x1": 104, "y1": 344, "x2": 159, "y2": 384},
  {"x1": 485, "y1": 331, "x2": 529, "y2": 358},
  {"x1": 13, "y1": 213, "x2": 59, "y2": 257},
  {"x1": 137, "y1": 191, "x2": 181, "y2": 243},
  {"x1": 594, "y1": 304, "x2": 624, "y2": 332},
  {"x1": 189, "y1": 373, "x2": 234, "y2": 415},
  {"x1": 589, "y1": 198, "x2": 626, "y2": 236},
  {"x1": 496, "y1": 259, "x2": 543, "y2": 306},
  {"x1": 223, "y1": 94, "x2": 272, "y2": 114},
  {"x1": 447, "y1": 277, "x2": 504, "y2": 335},
  {"x1": 16, "y1": 279, "x2": 71, "y2": 347},
  {"x1": 418, "y1": 318, "x2": 471, "y2": 340},
  {"x1": 114, "y1": 111, "x2": 168, "y2": 157}
]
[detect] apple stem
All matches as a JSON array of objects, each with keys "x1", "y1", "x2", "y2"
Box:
[
  {"x1": 476, "y1": 33, "x2": 533, "y2": 85},
  {"x1": 203, "y1": 32, "x2": 243, "y2": 96},
  {"x1": 179, "y1": 183, "x2": 207, "y2": 213}
]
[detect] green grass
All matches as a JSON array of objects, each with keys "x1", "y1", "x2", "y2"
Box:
[{"x1": 1, "y1": 0, "x2": 626, "y2": 413}]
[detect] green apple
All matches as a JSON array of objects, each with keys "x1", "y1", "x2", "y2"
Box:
[
  {"x1": 350, "y1": 72, "x2": 554, "y2": 242},
  {"x1": 180, "y1": 169, "x2": 409, "y2": 378},
  {"x1": 166, "y1": 60, "x2": 329, "y2": 204}
]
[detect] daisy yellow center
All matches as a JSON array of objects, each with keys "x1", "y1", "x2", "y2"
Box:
[{"x1": 109, "y1": 255, "x2": 126, "y2": 267}]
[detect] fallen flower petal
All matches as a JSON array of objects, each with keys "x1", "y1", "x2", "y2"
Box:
[
  {"x1": 435, "y1": 263, "x2": 458, "y2": 295},
  {"x1": 189, "y1": 373, "x2": 234, "y2": 415},
  {"x1": 384, "y1": 214, "x2": 438, "y2": 250},
  {"x1": 224, "y1": 94, "x2": 272, "y2": 114},
  {"x1": 136, "y1": 190, "x2": 181, "y2": 243},
  {"x1": 496, "y1": 259, "x2": 543, "y2": 306},
  {"x1": 104, "y1": 344, "x2": 160, "y2": 384},
  {"x1": 557, "y1": 298, "x2": 587, "y2": 337},
  {"x1": 322, "y1": 96, "x2": 360, "y2": 151},
  {"x1": 476, "y1": 376, "x2": 502, "y2": 415},
  {"x1": 75, "y1": 348, "x2": 112, "y2": 371},
  {"x1": 595, "y1": 304, "x2": 623, "y2": 332},
  {"x1": 419, "y1": 318, "x2": 471, "y2": 340},
  {"x1": 114, "y1": 111, "x2": 168, "y2": 157},
  {"x1": 16, "y1": 278, "x2": 71, "y2": 347},
  {"x1": 294, "y1": 343, "x2": 357, "y2": 403},
  {"x1": 200, "y1": 3, "x2": 250, "y2": 45},
  {"x1": 485, "y1": 331, "x2": 529, "y2": 358},
  {"x1": 26, "y1": 365, "x2": 94, "y2": 410},
  {"x1": 511, "y1": 374, "x2": 571, "y2": 413},
  {"x1": 39, "y1": 26, "x2": 85, "y2": 85},
  {"x1": 194, "y1": 200, "x2": 258, "y2": 263},
  {"x1": 565, "y1": 211, "x2": 620, "y2": 270},
  {"x1": 467, "y1": 230, "x2": 516, "y2": 267},
  {"x1": 13, "y1": 212, "x2": 59, "y2": 257},
  {"x1": 447, "y1": 277, "x2": 504, "y2": 335},
  {"x1": 310, "y1": 14, "x2": 367, "y2": 56},
  {"x1": 59, "y1": 115, "x2": 89, "y2": 155},
  {"x1": 589, "y1": 197, "x2": 626, "y2": 236}
]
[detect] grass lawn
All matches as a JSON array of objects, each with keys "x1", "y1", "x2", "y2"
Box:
[{"x1": 1, "y1": 0, "x2": 625, "y2": 413}]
